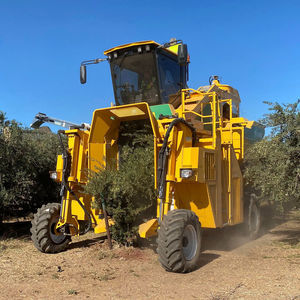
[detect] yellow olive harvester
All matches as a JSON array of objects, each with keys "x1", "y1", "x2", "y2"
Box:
[{"x1": 31, "y1": 40, "x2": 264, "y2": 273}]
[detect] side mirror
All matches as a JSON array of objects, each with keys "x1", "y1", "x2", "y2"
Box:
[
  {"x1": 80, "y1": 65, "x2": 86, "y2": 84},
  {"x1": 177, "y1": 44, "x2": 188, "y2": 65}
]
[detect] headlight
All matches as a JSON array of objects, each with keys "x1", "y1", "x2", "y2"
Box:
[
  {"x1": 180, "y1": 169, "x2": 193, "y2": 179},
  {"x1": 49, "y1": 171, "x2": 58, "y2": 180}
]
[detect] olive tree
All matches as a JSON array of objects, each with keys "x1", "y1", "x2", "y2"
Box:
[
  {"x1": 243, "y1": 100, "x2": 300, "y2": 213},
  {"x1": 0, "y1": 111, "x2": 61, "y2": 221}
]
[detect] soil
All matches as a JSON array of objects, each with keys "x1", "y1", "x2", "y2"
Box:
[{"x1": 0, "y1": 210, "x2": 299, "y2": 300}]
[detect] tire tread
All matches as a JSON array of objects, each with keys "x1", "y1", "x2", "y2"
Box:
[
  {"x1": 31, "y1": 203, "x2": 71, "y2": 253},
  {"x1": 157, "y1": 209, "x2": 201, "y2": 273}
]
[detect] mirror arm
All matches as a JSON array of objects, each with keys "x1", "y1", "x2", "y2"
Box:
[
  {"x1": 159, "y1": 39, "x2": 183, "y2": 49},
  {"x1": 81, "y1": 58, "x2": 108, "y2": 66}
]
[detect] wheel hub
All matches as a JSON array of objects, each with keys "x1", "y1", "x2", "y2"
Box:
[
  {"x1": 50, "y1": 221, "x2": 66, "y2": 244},
  {"x1": 182, "y1": 224, "x2": 198, "y2": 261}
]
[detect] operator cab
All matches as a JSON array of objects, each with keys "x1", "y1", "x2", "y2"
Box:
[{"x1": 104, "y1": 40, "x2": 188, "y2": 106}]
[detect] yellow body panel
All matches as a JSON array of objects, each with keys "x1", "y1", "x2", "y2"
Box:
[
  {"x1": 139, "y1": 219, "x2": 158, "y2": 238},
  {"x1": 174, "y1": 183, "x2": 217, "y2": 228},
  {"x1": 55, "y1": 154, "x2": 63, "y2": 182},
  {"x1": 167, "y1": 44, "x2": 180, "y2": 55},
  {"x1": 94, "y1": 218, "x2": 115, "y2": 234}
]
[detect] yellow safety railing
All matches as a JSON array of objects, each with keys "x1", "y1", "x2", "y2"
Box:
[{"x1": 180, "y1": 89, "x2": 237, "y2": 149}]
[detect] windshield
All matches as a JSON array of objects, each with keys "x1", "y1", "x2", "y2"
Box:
[
  {"x1": 110, "y1": 52, "x2": 160, "y2": 106},
  {"x1": 157, "y1": 53, "x2": 182, "y2": 103}
]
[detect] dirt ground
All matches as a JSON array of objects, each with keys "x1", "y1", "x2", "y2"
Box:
[{"x1": 0, "y1": 210, "x2": 299, "y2": 300}]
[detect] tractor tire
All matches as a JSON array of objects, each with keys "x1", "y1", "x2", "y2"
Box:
[
  {"x1": 245, "y1": 196, "x2": 261, "y2": 239},
  {"x1": 30, "y1": 203, "x2": 71, "y2": 253},
  {"x1": 157, "y1": 209, "x2": 202, "y2": 273}
]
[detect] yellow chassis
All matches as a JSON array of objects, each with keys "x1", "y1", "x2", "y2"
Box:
[{"x1": 54, "y1": 79, "x2": 254, "y2": 238}]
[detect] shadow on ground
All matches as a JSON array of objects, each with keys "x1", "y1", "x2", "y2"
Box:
[
  {"x1": 268, "y1": 210, "x2": 300, "y2": 246},
  {"x1": 68, "y1": 236, "x2": 106, "y2": 249},
  {"x1": 202, "y1": 205, "x2": 287, "y2": 252},
  {"x1": 0, "y1": 220, "x2": 31, "y2": 239},
  {"x1": 197, "y1": 253, "x2": 220, "y2": 268},
  {"x1": 270, "y1": 230, "x2": 300, "y2": 246}
]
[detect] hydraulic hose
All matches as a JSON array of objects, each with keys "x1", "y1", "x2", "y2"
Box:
[
  {"x1": 58, "y1": 131, "x2": 92, "y2": 235},
  {"x1": 157, "y1": 118, "x2": 195, "y2": 222}
]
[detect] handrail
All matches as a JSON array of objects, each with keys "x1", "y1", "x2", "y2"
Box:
[
  {"x1": 180, "y1": 89, "x2": 242, "y2": 149},
  {"x1": 182, "y1": 110, "x2": 213, "y2": 119}
]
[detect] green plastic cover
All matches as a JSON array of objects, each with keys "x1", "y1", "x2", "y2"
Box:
[
  {"x1": 150, "y1": 104, "x2": 173, "y2": 120},
  {"x1": 245, "y1": 122, "x2": 265, "y2": 143}
]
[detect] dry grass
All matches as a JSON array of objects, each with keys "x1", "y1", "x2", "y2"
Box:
[
  {"x1": 67, "y1": 289, "x2": 78, "y2": 295},
  {"x1": 0, "y1": 238, "x2": 24, "y2": 253},
  {"x1": 0, "y1": 210, "x2": 299, "y2": 299}
]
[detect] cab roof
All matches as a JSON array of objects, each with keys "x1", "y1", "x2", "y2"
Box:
[
  {"x1": 104, "y1": 41, "x2": 160, "y2": 55},
  {"x1": 103, "y1": 40, "x2": 179, "y2": 56}
]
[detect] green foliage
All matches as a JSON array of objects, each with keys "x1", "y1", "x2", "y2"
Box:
[
  {"x1": 0, "y1": 111, "x2": 61, "y2": 220},
  {"x1": 244, "y1": 100, "x2": 300, "y2": 213},
  {"x1": 85, "y1": 121, "x2": 156, "y2": 244}
]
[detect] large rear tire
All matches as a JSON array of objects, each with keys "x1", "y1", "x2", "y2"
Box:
[
  {"x1": 31, "y1": 203, "x2": 71, "y2": 253},
  {"x1": 244, "y1": 195, "x2": 261, "y2": 239},
  {"x1": 157, "y1": 209, "x2": 202, "y2": 273}
]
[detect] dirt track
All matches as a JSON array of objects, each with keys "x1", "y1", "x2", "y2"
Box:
[{"x1": 0, "y1": 211, "x2": 299, "y2": 300}]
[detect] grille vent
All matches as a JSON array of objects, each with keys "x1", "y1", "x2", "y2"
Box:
[{"x1": 205, "y1": 152, "x2": 215, "y2": 180}]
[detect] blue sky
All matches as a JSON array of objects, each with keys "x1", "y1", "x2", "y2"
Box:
[{"x1": 1, "y1": 0, "x2": 299, "y2": 130}]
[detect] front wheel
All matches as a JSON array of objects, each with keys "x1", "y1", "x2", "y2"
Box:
[
  {"x1": 157, "y1": 209, "x2": 202, "y2": 273},
  {"x1": 31, "y1": 203, "x2": 71, "y2": 253}
]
